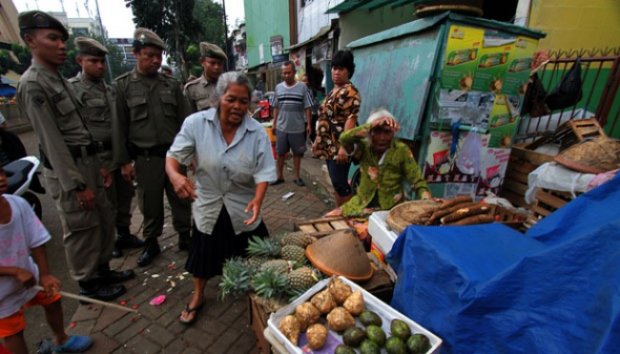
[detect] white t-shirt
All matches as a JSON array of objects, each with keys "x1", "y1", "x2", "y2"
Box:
[{"x1": 0, "y1": 195, "x2": 51, "y2": 318}]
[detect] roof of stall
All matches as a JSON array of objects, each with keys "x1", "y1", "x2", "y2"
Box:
[
  {"x1": 326, "y1": 0, "x2": 417, "y2": 14},
  {"x1": 347, "y1": 12, "x2": 546, "y2": 49}
]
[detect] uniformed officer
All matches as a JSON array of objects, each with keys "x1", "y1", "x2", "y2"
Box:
[
  {"x1": 183, "y1": 42, "x2": 227, "y2": 113},
  {"x1": 113, "y1": 28, "x2": 192, "y2": 267},
  {"x1": 69, "y1": 37, "x2": 144, "y2": 258},
  {"x1": 16, "y1": 11, "x2": 133, "y2": 301}
]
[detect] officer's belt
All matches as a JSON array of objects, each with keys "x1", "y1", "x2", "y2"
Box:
[
  {"x1": 93, "y1": 141, "x2": 113, "y2": 152},
  {"x1": 130, "y1": 144, "x2": 170, "y2": 158},
  {"x1": 40, "y1": 143, "x2": 101, "y2": 170}
]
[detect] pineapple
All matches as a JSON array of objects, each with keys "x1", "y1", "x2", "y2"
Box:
[
  {"x1": 245, "y1": 256, "x2": 269, "y2": 271},
  {"x1": 288, "y1": 266, "x2": 319, "y2": 292},
  {"x1": 280, "y1": 232, "x2": 315, "y2": 248},
  {"x1": 281, "y1": 244, "x2": 307, "y2": 265},
  {"x1": 247, "y1": 236, "x2": 281, "y2": 258},
  {"x1": 252, "y1": 268, "x2": 290, "y2": 299},
  {"x1": 219, "y1": 257, "x2": 252, "y2": 300},
  {"x1": 260, "y1": 259, "x2": 292, "y2": 274}
]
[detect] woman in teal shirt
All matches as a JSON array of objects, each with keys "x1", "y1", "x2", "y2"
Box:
[{"x1": 339, "y1": 109, "x2": 431, "y2": 217}]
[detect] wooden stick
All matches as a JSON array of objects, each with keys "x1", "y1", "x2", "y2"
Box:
[{"x1": 35, "y1": 286, "x2": 137, "y2": 313}]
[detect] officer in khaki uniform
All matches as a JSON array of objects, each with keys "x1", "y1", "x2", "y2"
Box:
[
  {"x1": 16, "y1": 11, "x2": 133, "y2": 301},
  {"x1": 69, "y1": 37, "x2": 144, "y2": 258},
  {"x1": 113, "y1": 28, "x2": 192, "y2": 267},
  {"x1": 183, "y1": 42, "x2": 227, "y2": 113}
]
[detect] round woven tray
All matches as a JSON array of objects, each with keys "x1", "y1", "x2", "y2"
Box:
[
  {"x1": 387, "y1": 200, "x2": 440, "y2": 234},
  {"x1": 554, "y1": 137, "x2": 620, "y2": 174}
]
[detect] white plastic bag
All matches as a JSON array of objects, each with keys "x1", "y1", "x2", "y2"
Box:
[{"x1": 456, "y1": 132, "x2": 482, "y2": 175}]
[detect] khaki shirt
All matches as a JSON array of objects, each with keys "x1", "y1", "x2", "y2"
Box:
[
  {"x1": 183, "y1": 75, "x2": 217, "y2": 113},
  {"x1": 16, "y1": 60, "x2": 91, "y2": 192},
  {"x1": 113, "y1": 69, "x2": 191, "y2": 164},
  {"x1": 69, "y1": 73, "x2": 117, "y2": 170}
]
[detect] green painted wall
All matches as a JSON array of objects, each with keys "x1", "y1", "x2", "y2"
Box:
[
  {"x1": 339, "y1": 4, "x2": 416, "y2": 49},
  {"x1": 244, "y1": 0, "x2": 290, "y2": 68}
]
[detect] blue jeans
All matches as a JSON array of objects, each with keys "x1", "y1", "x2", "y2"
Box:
[{"x1": 326, "y1": 160, "x2": 352, "y2": 197}]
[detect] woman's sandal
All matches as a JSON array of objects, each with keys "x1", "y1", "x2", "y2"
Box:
[{"x1": 179, "y1": 301, "x2": 205, "y2": 325}]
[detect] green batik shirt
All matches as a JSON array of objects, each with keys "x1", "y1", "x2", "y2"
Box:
[{"x1": 340, "y1": 123, "x2": 430, "y2": 217}]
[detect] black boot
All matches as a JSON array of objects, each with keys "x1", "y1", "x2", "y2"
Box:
[
  {"x1": 79, "y1": 280, "x2": 126, "y2": 301},
  {"x1": 98, "y1": 264, "x2": 135, "y2": 284},
  {"x1": 178, "y1": 231, "x2": 191, "y2": 251},
  {"x1": 137, "y1": 239, "x2": 161, "y2": 267},
  {"x1": 116, "y1": 227, "x2": 145, "y2": 249}
]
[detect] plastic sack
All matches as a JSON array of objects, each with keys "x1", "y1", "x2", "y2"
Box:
[
  {"x1": 456, "y1": 132, "x2": 482, "y2": 175},
  {"x1": 524, "y1": 162, "x2": 595, "y2": 204},
  {"x1": 388, "y1": 173, "x2": 620, "y2": 353},
  {"x1": 545, "y1": 59, "x2": 583, "y2": 110}
]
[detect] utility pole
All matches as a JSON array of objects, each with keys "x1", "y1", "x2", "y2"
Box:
[
  {"x1": 222, "y1": 0, "x2": 229, "y2": 71},
  {"x1": 93, "y1": 0, "x2": 114, "y2": 82}
]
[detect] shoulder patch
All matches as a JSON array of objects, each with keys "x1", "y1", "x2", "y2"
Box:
[{"x1": 32, "y1": 95, "x2": 46, "y2": 106}]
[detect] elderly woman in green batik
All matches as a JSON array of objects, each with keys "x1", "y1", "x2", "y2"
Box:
[{"x1": 339, "y1": 108, "x2": 431, "y2": 217}]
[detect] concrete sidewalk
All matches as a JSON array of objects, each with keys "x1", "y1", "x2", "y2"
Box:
[{"x1": 66, "y1": 160, "x2": 331, "y2": 353}]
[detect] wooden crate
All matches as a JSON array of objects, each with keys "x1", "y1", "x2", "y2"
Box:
[
  {"x1": 500, "y1": 144, "x2": 555, "y2": 208},
  {"x1": 525, "y1": 118, "x2": 606, "y2": 151},
  {"x1": 295, "y1": 216, "x2": 352, "y2": 238},
  {"x1": 248, "y1": 294, "x2": 272, "y2": 354}
]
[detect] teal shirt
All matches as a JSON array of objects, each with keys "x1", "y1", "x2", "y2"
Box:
[{"x1": 339, "y1": 123, "x2": 430, "y2": 217}]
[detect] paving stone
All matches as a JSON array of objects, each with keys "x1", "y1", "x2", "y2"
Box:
[
  {"x1": 67, "y1": 319, "x2": 94, "y2": 336},
  {"x1": 182, "y1": 327, "x2": 212, "y2": 350},
  {"x1": 88, "y1": 332, "x2": 121, "y2": 353},
  {"x1": 70, "y1": 304, "x2": 102, "y2": 322},
  {"x1": 125, "y1": 334, "x2": 160, "y2": 354},
  {"x1": 113, "y1": 317, "x2": 151, "y2": 344},
  {"x1": 100, "y1": 312, "x2": 133, "y2": 337},
  {"x1": 143, "y1": 323, "x2": 175, "y2": 347},
  {"x1": 207, "y1": 329, "x2": 242, "y2": 353},
  {"x1": 162, "y1": 338, "x2": 188, "y2": 354},
  {"x1": 92, "y1": 307, "x2": 129, "y2": 333}
]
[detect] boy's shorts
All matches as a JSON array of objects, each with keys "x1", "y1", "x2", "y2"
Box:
[
  {"x1": 275, "y1": 130, "x2": 307, "y2": 156},
  {"x1": 0, "y1": 291, "x2": 61, "y2": 338}
]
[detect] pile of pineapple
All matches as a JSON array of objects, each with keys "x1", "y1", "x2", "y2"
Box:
[
  {"x1": 219, "y1": 232, "x2": 321, "y2": 301},
  {"x1": 279, "y1": 277, "x2": 432, "y2": 354}
]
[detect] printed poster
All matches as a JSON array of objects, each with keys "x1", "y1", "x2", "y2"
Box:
[
  {"x1": 434, "y1": 89, "x2": 495, "y2": 129},
  {"x1": 471, "y1": 40, "x2": 513, "y2": 93},
  {"x1": 423, "y1": 130, "x2": 489, "y2": 183},
  {"x1": 488, "y1": 94, "x2": 521, "y2": 148},
  {"x1": 476, "y1": 147, "x2": 511, "y2": 197},
  {"x1": 440, "y1": 25, "x2": 484, "y2": 91},
  {"x1": 503, "y1": 36, "x2": 539, "y2": 96}
]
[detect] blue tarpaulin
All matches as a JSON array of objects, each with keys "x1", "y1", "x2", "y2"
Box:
[{"x1": 388, "y1": 174, "x2": 620, "y2": 353}]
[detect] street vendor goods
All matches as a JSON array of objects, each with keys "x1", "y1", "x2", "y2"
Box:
[
  {"x1": 305, "y1": 230, "x2": 373, "y2": 281},
  {"x1": 386, "y1": 196, "x2": 526, "y2": 232},
  {"x1": 269, "y1": 276, "x2": 442, "y2": 353}
]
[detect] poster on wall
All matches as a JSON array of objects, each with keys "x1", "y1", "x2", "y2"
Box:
[
  {"x1": 503, "y1": 36, "x2": 539, "y2": 96},
  {"x1": 476, "y1": 147, "x2": 511, "y2": 197},
  {"x1": 471, "y1": 37, "x2": 513, "y2": 93},
  {"x1": 289, "y1": 48, "x2": 306, "y2": 78},
  {"x1": 488, "y1": 94, "x2": 521, "y2": 148},
  {"x1": 440, "y1": 25, "x2": 484, "y2": 91},
  {"x1": 423, "y1": 130, "x2": 489, "y2": 184},
  {"x1": 434, "y1": 89, "x2": 495, "y2": 129}
]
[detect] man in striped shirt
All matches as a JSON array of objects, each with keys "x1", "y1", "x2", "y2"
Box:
[{"x1": 271, "y1": 61, "x2": 313, "y2": 186}]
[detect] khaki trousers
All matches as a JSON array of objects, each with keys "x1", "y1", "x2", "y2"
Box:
[
  {"x1": 134, "y1": 155, "x2": 191, "y2": 240},
  {"x1": 44, "y1": 155, "x2": 115, "y2": 282}
]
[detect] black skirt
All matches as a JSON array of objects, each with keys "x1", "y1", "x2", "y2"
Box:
[{"x1": 185, "y1": 206, "x2": 269, "y2": 279}]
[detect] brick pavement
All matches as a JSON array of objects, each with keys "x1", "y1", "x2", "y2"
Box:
[{"x1": 67, "y1": 163, "x2": 331, "y2": 353}]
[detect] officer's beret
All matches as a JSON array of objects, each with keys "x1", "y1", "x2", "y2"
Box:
[
  {"x1": 200, "y1": 42, "x2": 227, "y2": 61},
  {"x1": 74, "y1": 37, "x2": 108, "y2": 56},
  {"x1": 18, "y1": 10, "x2": 69, "y2": 41},
  {"x1": 133, "y1": 28, "x2": 166, "y2": 50}
]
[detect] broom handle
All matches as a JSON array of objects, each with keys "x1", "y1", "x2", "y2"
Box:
[{"x1": 34, "y1": 285, "x2": 137, "y2": 313}]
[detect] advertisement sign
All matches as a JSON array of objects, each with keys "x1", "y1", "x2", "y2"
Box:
[
  {"x1": 476, "y1": 147, "x2": 511, "y2": 197},
  {"x1": 503, "y1": 36, "x2": 539, "y2": 96},
  {"x1": 440, "y1": 25, "x2": 484, "y2": 90},
  {"x1": 488, "y1": 94, "x2": 520, "y2": 148},
  {"x1": 471, "y1": 40, "x2": 513, "y2": 93}
]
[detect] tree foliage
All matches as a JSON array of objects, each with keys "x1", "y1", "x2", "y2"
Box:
[{"x1": 124, "y1": 0, "x2": 226, "y2": 79}]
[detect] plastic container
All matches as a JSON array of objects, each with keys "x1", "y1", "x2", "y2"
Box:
[
  {"x1": 368, "y1": 211, "x2": 400, "y2": 256},
  {"x1": 267, "y1": 276, "x2": 442, "y2": 354}
]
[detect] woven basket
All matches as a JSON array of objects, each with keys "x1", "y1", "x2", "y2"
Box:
[
  {"x1": 386, "y1": 200, "x2": 441, "y2": 234},
  {"x1": 414, "y1": 0, "x2": 484, "y2": 17},
  {"x1": 554, "y1": 137, "x2": 620, "y2": 174}
]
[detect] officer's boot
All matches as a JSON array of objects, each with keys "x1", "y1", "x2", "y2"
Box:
[
  {"x1": 137, "y1": 238, "x2": 161, "y2": 267},
  {"x1": 97, "y1": 264, "x2": 135, "y2": 284},
  {"x1": 113, "y1": 226, "x2": 145, "y2": 258},
  {"x1": 78, "y1": 279, "x2": 126, "y2": 301},
  {"x1": 178, "y1": 231, "x2": 191, "y2": 251}
]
